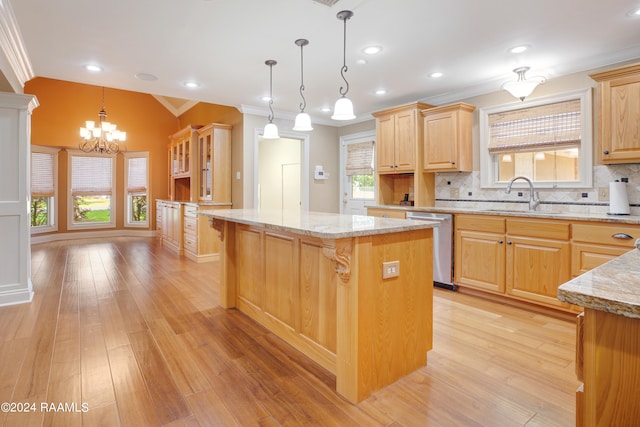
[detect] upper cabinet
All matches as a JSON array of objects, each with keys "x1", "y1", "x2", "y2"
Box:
[
  {"x1": 590, "y1": 63, "x2": 640, "y2": 164},
  {"x1": 168, "y1": 123, "x2": 232, "y2": 202},
  {"x1": 372, "y1": 102, "x2": 432, "y2": 174},
  {"x1": 197, "y1": 123, "x2": 232, "y2": 203},
  {"x1": 422, "y1": 103, "x2": 475, "y2": 172}
]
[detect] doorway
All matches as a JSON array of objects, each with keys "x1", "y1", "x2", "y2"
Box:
[
  {"x1": 257, "y1": 136, "x2": 303, "y2": 212},
  {"x1": 339, "y1": 130, "x2": 376, "y2": 215}
]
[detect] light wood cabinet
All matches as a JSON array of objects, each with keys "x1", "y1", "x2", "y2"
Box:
[
  {"x1": 571, "y1": 222, "x2": 639, "y2": 276},
  {"x1": 372, "y1": 102, "x2": 436, "y2": 207},
  {"x1": 422, "y1": 103, "x2": 475, "y2": 172},
  {"x1": 590, "y1": 62, "x2": 640, "y2": 164},
  {"x1": 169, "y1": 125, "x2": 201, "y2": 201},
  {"x1": 505, "y1": 219, "x2": 572, "y2": 310},
  {"x1": 367, "y1": 207, "x2": 406, "y2": 219},
  {"x1": 155, "y1": 199, "x2": 163, "y2": 240},
  {"x1": 159, "y1": 201, "x2": 183, "y2": 255},
  {"x1": 577, "y1": 308, "x2": 640, "y2": 425},
  {"x1": 373, "y1": 103, "x2": 431, "y2": 173},
  {"x1": 197, "y1": 123, "x2": 232, "y2": 203},
  {"x1": 183, "y1": 203, "x2": 227, "y2": 263},
  {"x1": 455, "y1": 215, "x2": 506, "y2": 294}
]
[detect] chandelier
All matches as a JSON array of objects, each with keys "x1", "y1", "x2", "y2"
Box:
[{"x1": 79, "y1": 87, "x2": 126, "y2": 154}]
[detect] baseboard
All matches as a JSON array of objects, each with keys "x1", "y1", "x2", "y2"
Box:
[
  {"x1": 0, "y1": 287, "x2": 34, "y2": 307},
  {"x1": 31, "y1": 229, "x2": 157, "y2": 244}
]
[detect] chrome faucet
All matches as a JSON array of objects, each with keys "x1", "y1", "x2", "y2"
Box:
[{"x1": 506, "y1": 176, "x2": 540, "y2": 211}]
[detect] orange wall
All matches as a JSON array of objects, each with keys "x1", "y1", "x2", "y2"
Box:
[{"x1": 25, "y1": 78, "x2": 179, "y2": 234}]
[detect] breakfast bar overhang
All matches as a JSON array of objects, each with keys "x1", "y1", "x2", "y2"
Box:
[{"x1": 200, "y1": 209, "x2": 438, "y2": 403}]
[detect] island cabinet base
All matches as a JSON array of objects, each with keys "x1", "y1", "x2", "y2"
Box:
[{"x1": 213, "y1": 220, "x2": 433, "y2": 403}]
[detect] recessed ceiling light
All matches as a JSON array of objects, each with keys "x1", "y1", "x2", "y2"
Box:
[
  {"x1": 85, "y1": 64, "x2": 103, "y2": 72},
  {"x1": 321, "y1": 107, "x2": 331, "y2": 113},
  {"x1": 509, "y1": 45, "x2": 530, "y2": 54},
  {"x1": 356, "y1": 59, "x2": 367, "y2": 65},
  {"x1": 375, "y1": 89, "x2": 387, "y2": 95},
  {"x1": 135, "y1": 72, "x2": 158, "y2": 81},
  {"x1": 261, "y1": 96, "x2": 271, "y2": 102},
  {"x1": 627, "y1": 7, "x2": 640, "y2": 16},
  {"x1": 429, "y1": 72, "x2": 444, "y2": 78},
  {"x1": 362, "y1": 45, "x2": 382, "y2": 55},
  {"x1": 184, "y1": 81, "x2": 200, "y2": 89}
]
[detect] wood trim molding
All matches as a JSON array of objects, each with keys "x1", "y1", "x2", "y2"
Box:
[{"x1": 321, "y1": 239, "x2": 352, "y2": 283}]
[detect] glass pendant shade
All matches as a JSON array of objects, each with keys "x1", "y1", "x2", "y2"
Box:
[
  {"x1": 331, "y1": 96, "x2": 355, "y2": 120},
  {"x1": 293, "y1": 112, "x2": 313, "y2": 131},
  {"x1": 263, "y1": 122, "x2": 279, "y2": 139},
  {"x1": 502, "y1": 67, "x2": 544, "y2": 101}
]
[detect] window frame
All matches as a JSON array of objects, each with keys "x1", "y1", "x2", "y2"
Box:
[
  {"x1": 479, "y1": 88, "x2": 593, "y2": 189},
  {"x1": 123, "y1": 152, "x2": 150, "y2": 228},
  {"x1": 67, "y1": 150, "x2": 117, "y2": 230},
  {"x1": 30, "y1": 145, "x2": 59, "y2": 234}
]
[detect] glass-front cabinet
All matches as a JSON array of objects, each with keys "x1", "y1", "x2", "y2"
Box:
[{"x1": 197, "y1": 123, "x2": 232, "y2": 203}]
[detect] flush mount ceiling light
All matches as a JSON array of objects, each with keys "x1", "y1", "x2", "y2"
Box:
[
  {"x1": 293, "y1": 39, "x2": 313, "y2": 131},
  {"x1": 502, "y1": 67, "x2": 545, "y2": 101},
  {"x1": 263, "y1": 60, "x2": 280, "y2": 139},
  {"x1": 79, "y1": 87, "x2": 126, "y2": 154},
  {"x1": 332, "y1": 10, "x2": 356, "y2": 121}
]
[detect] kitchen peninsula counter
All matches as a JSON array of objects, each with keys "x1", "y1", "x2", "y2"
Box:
[
  {"x1": 199, "y1": 209, "x2": 438, "y2": 403},
  {"x1": 557, "y1": 248, "x2": 640, "y2": 425}
]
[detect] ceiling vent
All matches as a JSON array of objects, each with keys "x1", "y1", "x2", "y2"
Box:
[{"x1": 312, "y1": 0, "x2": 341, "y2": 7}]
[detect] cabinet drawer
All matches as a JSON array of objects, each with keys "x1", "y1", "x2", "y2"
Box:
[
  {"x1": 572, "y1": 223, "x2": 640, "y2": 247},
  {"x1": 507, "y1": 219, "x2": 570, "y2": 240},
  {"x1": 184, "y1": 207, "x2": 198, "y2": 218},
  {"x1": 184, "y1": 217, "x2": 197, "y2": 235},
  {"x1": 184, "y1": 235, "x2": 197, "y2": 253},
  {"x1": 455, "y1": 215, "x2": 505, "y2": 233},
  {"x1": 368, "y1": 208, "x2": 406, "y2": 219}
]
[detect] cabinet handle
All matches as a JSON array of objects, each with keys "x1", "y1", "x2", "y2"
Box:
[
  {"x1": 612, "y1": 233, "x2": 633, "y2": 240},
  {"x1": 507, "y1": 241, "x2": 513, "y2": 245},
  {"x1": 603, "y1": 150, "x2": 609, "y2": 155},
  {"x1": 451, "y1": 161, "x2": 456, "y2": 165},
  {"x1": 498, "y1": 240, "x2": 504, "y2": 244}
]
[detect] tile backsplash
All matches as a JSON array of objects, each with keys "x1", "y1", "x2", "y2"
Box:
[{"x1": 435, "y1": 164, "x2": 640, "y2": 216}]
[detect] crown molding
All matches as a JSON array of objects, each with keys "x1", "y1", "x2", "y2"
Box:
[{"x1": 0, "y1": 0, "x2": 35, "y2": 93}]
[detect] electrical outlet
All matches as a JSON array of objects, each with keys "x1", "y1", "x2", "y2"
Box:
[
  {"x1": 382, "y1": 260, "x2": 400, "y2": 279},
  {"x1": 451, "y1": 188, "x2": 460, "y2": 198},
  {"x1": 598, "y1": 187, "x2": 609, "y2": 202}
]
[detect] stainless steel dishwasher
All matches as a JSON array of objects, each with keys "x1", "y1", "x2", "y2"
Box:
[{"x1": 405, "y1": 212, "x2": 455, "y2": 290}]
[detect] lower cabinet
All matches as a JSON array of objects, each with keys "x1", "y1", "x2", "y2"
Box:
[
  {"x1": 160, "y1": 201, "x2": 183, "y2": 255},
  {"x1": 571, "y1": 222, "x2": 639, "y2": 276}
]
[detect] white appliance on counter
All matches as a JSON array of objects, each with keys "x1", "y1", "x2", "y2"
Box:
[{"x1": 406, "y1": 212, "x2": 455, "y2": 290}]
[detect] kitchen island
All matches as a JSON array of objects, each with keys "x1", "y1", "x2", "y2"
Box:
[
  {"x1": 199, "y1": 209, "x2": 438, "y2": 403},
  {"x1": 558, "y1": 248, "x2": 640, "y2": 426}
]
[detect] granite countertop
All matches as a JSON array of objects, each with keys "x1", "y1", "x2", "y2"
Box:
[
  {"x1": 157, "y1": 199, "x2": 232, "y2": 206},
  {"x1": 198, "y1": 208, "x2": 439, "y2": 239},
  {"x1": 558, "y1": 248, "x2": 640, "y2": 319},
  {"x1": 366, "y1": 204, "x2": 640, "y2": 225}
]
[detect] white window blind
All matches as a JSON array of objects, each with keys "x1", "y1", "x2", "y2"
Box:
[
  {"x1": 31, "y1": 151, "x2": 54, "y2": 197},
  {"x1": 488, "y1": 99, "x2": 581, "y2": 154},
  {"x1": 71, "y1": 156, "x2": 113, "y2": 195},
  {"x1": 346, "y1": 141, "x2": 374, "y2": 176},
  {"x1": 127, "y1": 157, "x2": 147, "y2": 193}
]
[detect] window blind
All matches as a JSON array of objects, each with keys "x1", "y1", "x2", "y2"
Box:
[
  {"x1": 346, "y1": 141, "x2": 374, "y2": 176},
  {"x1": 71, "y1": 155, "x2": 113, "y2": 195},
  {"x1": 31, "y1": 151, "x2": 54, "y2": 197},
  {"x1": 488, "y1": 99, "x2": 581, "y2": 154},
  {"x1": 127, "y1": 157, "x2": 147, "y2": 194}
]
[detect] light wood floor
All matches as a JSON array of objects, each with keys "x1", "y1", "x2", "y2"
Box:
[{"x1": 0, "y1": 237, "x2": 579, "y2": 426}]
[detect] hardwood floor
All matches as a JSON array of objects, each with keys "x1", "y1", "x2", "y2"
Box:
[{"x1": 0, "y1": 237, "x2": 578, "y2": 426}]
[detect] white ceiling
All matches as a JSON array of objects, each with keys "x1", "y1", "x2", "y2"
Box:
[{"x1": 10, "y1": 0, "x2": 640, "y2": 124}]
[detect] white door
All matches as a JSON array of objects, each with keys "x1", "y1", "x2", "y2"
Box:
[
  {"x1": 339, "y1": 131, "x2": 376, "y2": 215},
  {"x1": 258, "y1": 136, "x2": 302, "y2": 213}
]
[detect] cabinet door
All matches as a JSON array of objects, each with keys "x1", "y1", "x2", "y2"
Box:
[
  {"x1": 455, "y1": 230, "x2": 505, "y2": 293},
  {"x1": 571, "y1": 243, "x2": 631, "y2": 276},
  {"x1": 376, "y1": 115, "x2": 396, "y2": 172},
  {"x1": 506, "y1": 236, "x2": 571, "y2": 308},
  {"x1": 599, "y1": 75, "x2": 640, "y2": 163},
  {"x1": 199, "y1": 132, "x2": 212, "y2": 200},
  {"x1": 423, "y1": 110, "x2": 458, "y2": 171},
  {"x1": 394, "y1": 110, "x2": 416, "y2": 172}
]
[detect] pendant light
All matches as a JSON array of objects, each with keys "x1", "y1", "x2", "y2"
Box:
[
  {"x1": 293, "y1": 39, "x2": 313, "y2": 131},
  {"x1": 502, "y1": 67, "x2": 545, "y2": 101},
  {"x1": 263, "y1": 59, "x2": 280, "y2": 139},
  {"x1": 331, "y1": 10, "x2": 355, "y2": 121}
]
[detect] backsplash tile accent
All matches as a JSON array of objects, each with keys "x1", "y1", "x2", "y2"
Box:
[{"x1": 435, "y1": 165, "x2": 640, "y2": 215}]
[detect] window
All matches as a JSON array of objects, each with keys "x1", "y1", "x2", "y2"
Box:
[
  {"x1": 68, "y1": 152, "x2": 116, "y2": 229},
  {"x1": 124, "y1": 152, "x2": 149, "y2": 227},
  {"x1": 30, "y1": 146, "x2": 59, "y2": 233},
  {"x1": 479, "y1": 89, "x2": 592, "y2": 188},
  {"x1": 346, "y1": 141, "x2": 375, "y2": 200}
]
